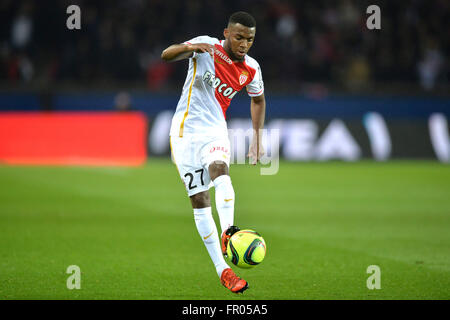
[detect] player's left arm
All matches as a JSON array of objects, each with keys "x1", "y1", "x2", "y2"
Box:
[{"x1": 248, "y1": 93, "x2": 266, "y2": 165}]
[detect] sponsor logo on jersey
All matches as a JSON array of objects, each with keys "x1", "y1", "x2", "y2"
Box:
[
  {"x1": 203, "y1": 71, "x2": 238, "y2": 100},
  {"x1": 214, "y1": 48, "x2": 233, "y2": 65}
]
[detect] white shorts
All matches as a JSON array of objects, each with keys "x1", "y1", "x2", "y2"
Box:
[{"x1": 170, "y1": 134, "x2": 231, "y2": 197}]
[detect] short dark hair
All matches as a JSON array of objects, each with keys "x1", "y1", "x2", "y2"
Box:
[{"x1": 228, "y1": 11, "x2": 256, "y2": 28}]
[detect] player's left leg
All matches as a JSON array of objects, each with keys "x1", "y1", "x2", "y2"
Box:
[
  {"x1": 209, "y1": 161, "x2": 236, "y2": 235},
  {"x1": 209, "y1": 161, "x2": 240, "y2": 255}
]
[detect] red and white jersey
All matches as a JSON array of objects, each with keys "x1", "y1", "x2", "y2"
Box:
[{"x1": 169, "y1": 35, "x2": 264, "y2": 137}]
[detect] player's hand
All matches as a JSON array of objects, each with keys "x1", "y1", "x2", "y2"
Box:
[
  {"x1": 187, "y1": 43, "x2": 215, "y2": 58},
  {"x1": 248, "y1": 135, "x2": 265, "y2": 165}
]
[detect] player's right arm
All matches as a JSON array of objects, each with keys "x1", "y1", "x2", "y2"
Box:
[{"x1": 161, "y1": 43, "x2": 214, "y2": 62}]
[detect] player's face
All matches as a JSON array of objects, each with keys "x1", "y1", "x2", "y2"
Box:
[{"x1": 223, "y1": 23, "x2": 256, "y2": 61}]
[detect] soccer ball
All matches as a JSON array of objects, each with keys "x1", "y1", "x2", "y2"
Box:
[{"x1": 226, "y1": 229, "x2": 266, "y2": 269}]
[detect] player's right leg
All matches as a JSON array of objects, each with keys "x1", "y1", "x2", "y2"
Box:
[
  {"x1": 189, "y1": 190, "x2": 230, "y2": 277},
  {"x1": 190, "y1": 191, "x2": 247, "y2": 293},
  {"x1": 170, "y1": 135, "x2": 243, "y2": 292},
  {"x1": 170, "y1": 135, "x2": 248, "y2": 293},
  {"x1": 198, "y1": 138, "x2": 248, "y2": 293},
  {"x1": 201, "y1": 138, "x2": 241, "y2": 257}
]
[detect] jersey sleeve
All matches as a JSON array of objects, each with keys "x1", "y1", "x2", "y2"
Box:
[
  {"x1": 246, "y1": 60, "x2": 264, "y2": 97},
  {"x1": 183, "y1": 35, "x2": 217, "y2": 59}
]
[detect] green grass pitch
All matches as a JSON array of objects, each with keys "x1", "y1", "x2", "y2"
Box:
[{"x1": 0, "y1": 159, "x2": 449, "y2": 300}]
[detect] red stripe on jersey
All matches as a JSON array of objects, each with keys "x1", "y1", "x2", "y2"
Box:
[
  {"x1": 248, "y1": 89, "x2": 263, "y2": 95},
  {"x1": 213, "y1": 44, "x2": 257, "y2": 118}
]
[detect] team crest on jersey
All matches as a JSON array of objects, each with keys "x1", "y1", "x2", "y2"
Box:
[{"x1": 239, "y1": 71, "x2": 249, "y2": 85}]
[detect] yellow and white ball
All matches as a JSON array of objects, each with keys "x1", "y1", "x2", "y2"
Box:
[{"x1": 226, "y1": 229, "x2": 266, "y2": 269}]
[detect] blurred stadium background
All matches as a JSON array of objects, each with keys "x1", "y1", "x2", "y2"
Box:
[
  {"x1": 0, "y1": 0, "x2": 449, "y2": 163},
  {"x1": 0, "y1": 0, "x2": 449, "y2": 300}
]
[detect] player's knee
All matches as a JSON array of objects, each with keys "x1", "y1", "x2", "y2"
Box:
[
  {"x1": 190, "y1": 191, "x2": 211, "y2": 208},
  {"x1": 209, "y1": 161, "x2": 228, "y2": 181}
]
